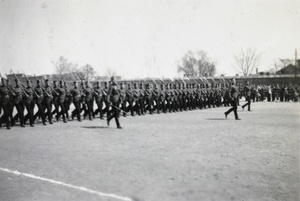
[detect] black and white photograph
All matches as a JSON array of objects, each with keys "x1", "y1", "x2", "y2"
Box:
[{"x1": 0, "y1": 0, "x2": 299, "y2": 200}]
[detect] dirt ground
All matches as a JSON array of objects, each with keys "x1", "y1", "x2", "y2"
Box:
[{"x1": 0, "y1": 101, "x2": 299, "y2": 201}]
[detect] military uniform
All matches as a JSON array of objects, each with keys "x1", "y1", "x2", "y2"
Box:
[
  {"x1": 224, "y1": 79, "x2": 240, "y2": 120},
  {"x1": 83, "y1": 82, "x2": 93, "y2": 120},
  {"x1": 144, "y1": 83, "x2": 153, "y2": 114},
  {"x1": 70, "y1": 82, "x2": 82, "y2": 121},
  {"x1": 0, "y1": 78, "x2": 11, "y2": 129},
  {"x1": 23, "y1": 81, "x2": 35, "y2": 127},
  {"x1": 64, "y1": 82, "x2": 72, "y2": 119},
  {"x1": 56, "y1": 81, "x2": 67, "y2": 123},
  {"x1": 13, "y1": 80, "x2": 25, "y2": 127},
  {"x1": 133, "y1": 83, "x2": 141, "y2": 115},
  {"x1": 43, "y1": 80, "x2": 54, "y2": 124},
  {"x1": 107, "y1": 79, "x2": 122, "y2": 129},
  {"x1": 119, "y1": 83, "x2": 127, "y2": 117},
  {"x1": 51, "y1": 81, "x2": 59, "y2": 118},
  {"x1": 241, "y1": 81, "x2": 251, "y2": 111},
  {"x1": 152, "y1": 84, "x2": 160, "y2": 114},
  {"x1": 93, "y1": 82, "x2": 105, "y2": 119},
  {"x1": 34, "y1": 80, "x2": 47, "y2": 125}
]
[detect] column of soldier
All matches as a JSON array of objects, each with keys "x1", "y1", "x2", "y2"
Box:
[{"x1": 0, "y1": 76, "x2": 233, "y2": 130}]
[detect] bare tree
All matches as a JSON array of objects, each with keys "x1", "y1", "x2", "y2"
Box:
[
  {"x1": 234, "y1": 48, "x2": 261, "y2": 76},
  {"x1": 81, "y1": 64, "x2": 97, "y2": 80},
  {"x1": 177, "y1": 50, "x2": 216, "y2": 77},
  {"x1": 52, "y1": 56, "x2": 78, "y2": 75},
  {"x1": 269, "y1": 59, "x2": 293, "y2": 74}
]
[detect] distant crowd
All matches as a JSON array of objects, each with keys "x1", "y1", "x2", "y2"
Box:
[{"x1": 244, "y1": 84, "x2": 299, "y2": 102}]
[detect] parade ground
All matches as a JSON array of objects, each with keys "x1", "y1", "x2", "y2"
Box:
[{"x1": 0, "y1": 101, "x2": 299, "y2": 201}]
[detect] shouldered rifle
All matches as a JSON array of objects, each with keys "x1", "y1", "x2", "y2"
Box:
[
  {"x1": 6, "y1": 85, "x2": 16, "y2": 96},
  {"x1": 24, "y1": 74, "x2": 40, "y2": 98},
  {"x1": 13, "y1": 73, "x2": 29, "y2": 98}
]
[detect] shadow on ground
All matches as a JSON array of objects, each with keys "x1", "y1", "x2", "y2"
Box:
[
  {"x1": 81, "y1": 126, "x2": 109, "y2": 129},
  {"x1": 205, "y1": 118, "x2": 227, "y2": 120}
]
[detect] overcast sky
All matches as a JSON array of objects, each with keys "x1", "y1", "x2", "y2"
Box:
[{"x1": 1, "y1": 0, "x2": 299, "y2": 79}]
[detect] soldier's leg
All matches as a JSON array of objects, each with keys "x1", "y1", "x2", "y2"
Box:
[
  {"x1": 25, "y1": 103, "x2": 34, "y2": 126},
  {"x1": 59, "y1": 102, "x2": 67, "y2": 123},
  {"x1": 37, "y1": 103, "x2": 46, "y2": 125},
  {"x1": 2, "y1": 105, "x2": 11, "y2": 129},
  {"x1": 15, "y1": 103, "x2": 25, "y2": 127}
]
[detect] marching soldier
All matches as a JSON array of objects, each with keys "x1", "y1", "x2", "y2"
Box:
[
  {"x1": 126, "y1": 83, "x2": 135, "y2": 116},
  {"x1": 152, "y1": 83, "x2": 161, "y2": 114},
  {"x1": 119, "y1": 82, "x2": 127, "y2": 117},
  {"x1": 34, "y1": 80, "x2": 47, "y2": 125},
  {"x1": 23, "y1": 80, "x2": 35, "y2": 127},
  {"x1": 43, "y1": 79, "x2": 54, "y2": 124},
  {"x1": 177, "y1": 84, "x2": 183, "y2": 111},
  {"x1": 12, "y1": 79, "x2": 25, "y2": 127},
  {"x1": 107, "y1": 77, "x2": 122, "y2": 129},
  {"x1": 165, "y1": 84, "x2": 172, "y2": 113},
  {"x1": 51, "y1": 80, "x2": 59, "y2": 119},
  {"x1": 139, "y1": 83, "x2": 145, "y2": 115},
  {"x1": 83, "y1": 81, "x2": 93, "y2": 121},
  {"x1": 144, "y1": 83, "x2": 153, "y2": 114},
  {"x1": 133, "y1": 82, "x2": 141, "y2": 115},
  {"x1": 70, "y1": 81, "x2": 82, "y2": 122},
  {"x1": 56, "y1": 80, "x2": 67, "y2": 123},
  {"x1": 79, "y1": 81, "x2": 87, "y2": 117},
  {"x1": 160, "y1": 84, "x2": 166, "y2": 113},
  {"x1": 64, "y1": 81, "x2": 72, "y2": 119},
  {"x1": 102, "y1": 81, "x2": 110, "y2": 118},
  {"x1": 0, "y1": 78, "x2": 12, "y2": 129},
  {"x1": 93, "y1": 81, "x2": 105, "y2": 119}
]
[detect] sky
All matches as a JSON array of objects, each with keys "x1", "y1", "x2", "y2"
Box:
[{"x1": 0, "y1": 0, "x2": 299, "y2": 79}]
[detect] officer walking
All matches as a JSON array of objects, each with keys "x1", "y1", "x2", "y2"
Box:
[{"x1": 224, "y1": 78, "x2": 241, "y2": 120}]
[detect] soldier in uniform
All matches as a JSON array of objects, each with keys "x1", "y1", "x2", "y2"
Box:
[
  {"x1": 182, "y1": 83, "x2": 188, "y2": 111},
  {"x1": 23, "y1": 80, "x2": 35, "y2": 127},
  {"x1": 0, "y1": 78, "x2": 12, "y2": 129},
  {"x1": 34, "y1": 80, "x2": 47, "y2": 125},
  {"x1": 79, "y1": 81, "x2": 87, "y2": 117},
  {"x1": 177, "y1": 83, "x2": 183, "y2": 111},
  {"x1": 165, "y1": 84, "x2": 172, "y2": 113},
  {"x1": 51, "y1": 80, "x2": 59, "y2": 119},
  {"x1": 144, "y1": 83, "x2": 153, "y2": 114},
  {"x1": 12, "y1": 79, "x2": 25, "y2": 127},
  {"x1": 224, "y1": 78, "x2": 241, "y2": 120},
  {"x1": 152, "y1": 83, "x2": 160, "y2": 114},
  {"x1": 241, "y1": 80, "x2": 252, "y2": 111},
  {"x1": 43, "y1": 79, "x2": 54, "y2": 124},
  {"x1": 70, "y1": 81, "x2": 82, "y2": 122},
  {"x1": 126, "y1": 83, "x2": 134, "y2": 116},
  {"x1": 133, "y1": 82, "x2": 141, "y2": 115},
  {"x1": 107, "y1": 77, "x2": 122, "y2": 129},
  {"x1": 160, "y1": 84, "x2": 166, "y2": 113},
  {"x1": 64, "y1": 81, "x2": 72, "y2": 120},
  {"x1": 102, "y1": 81, "x2": 110, "y2": 118},
  {"x1": 93, "y1": 81, "x2": 105, "y2": 119},
  {"x1": 83, "y1": 81, "x2": 93, "y2": 121},
  {"x1": 119, "y1": 83, "x2": 127, "y2": 117},
  {"x1": 139, "y1": 83, "x2": 145, "y2": 115},
  {"x1": 172, "y1": 84, "x2": 179, "y2": 112},
  {"x1": 56, "y1": 80, "x2": 67, "y2": 123}
]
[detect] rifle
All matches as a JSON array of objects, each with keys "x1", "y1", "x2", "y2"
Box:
[
  {"x1": 24, "y1": 74, "x2": 40, "y2": 98},
  {"x1": 13, "y1": 73, "x2": 29, "y2": 98},
  {"x1": 41, "y1": 76, "x2": 58, "y2": 96}
]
